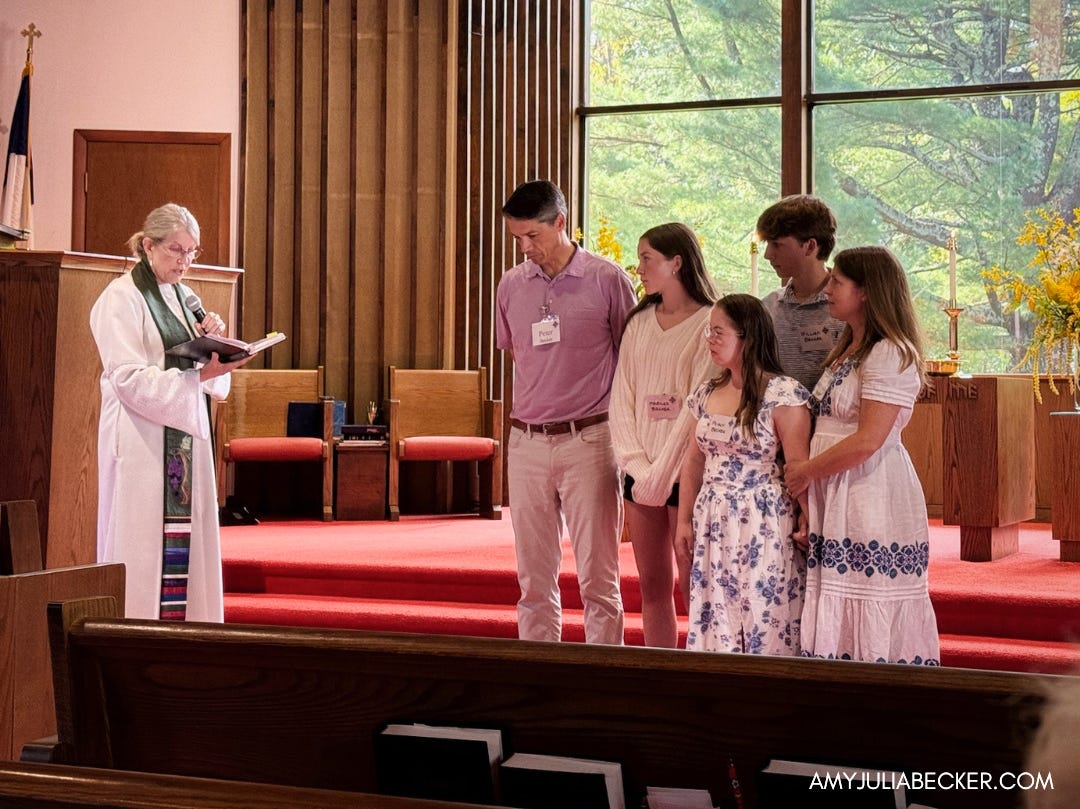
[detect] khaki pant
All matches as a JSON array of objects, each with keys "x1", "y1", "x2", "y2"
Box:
[{"x1": 507, "y1": 422, "x2": 624, "y2": 644}]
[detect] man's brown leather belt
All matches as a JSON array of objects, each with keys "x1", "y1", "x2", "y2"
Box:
[{"x1": 510, "y1": 412, "x2": 609, "y2": 435}]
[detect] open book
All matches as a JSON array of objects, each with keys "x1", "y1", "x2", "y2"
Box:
[{"x1": 166, "y1": 331, "x2": 286, "y2": 363}]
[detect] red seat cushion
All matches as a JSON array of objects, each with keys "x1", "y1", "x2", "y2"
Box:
[
  {"x1": 228, "y1": 437, "x2": 325, "y2": 462},
  {"x1": 400, "y1": 436, "x2": 496, "y2": 462}
]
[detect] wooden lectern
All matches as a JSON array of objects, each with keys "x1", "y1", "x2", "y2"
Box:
[
  {"x1": 0, "y1": 251, "x2": 239, "y2": 569},
  {"x1": 942, "y1": 376, "x2": 1035, "y2": 561}
]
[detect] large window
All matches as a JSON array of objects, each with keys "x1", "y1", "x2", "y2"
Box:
[{"x1": 583, "y1": 0, "x2": 1080, "y2": 372}]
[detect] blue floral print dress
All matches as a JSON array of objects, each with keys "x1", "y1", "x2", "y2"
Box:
[
  {"x1": 801, "y1": 340, "x2": 940, "y2": 665},
  {"x1": 685, "y1": 375, "x2": 809, "y2": 654}
]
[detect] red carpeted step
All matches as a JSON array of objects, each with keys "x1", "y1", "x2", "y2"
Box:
[
  {"x1": 930, "y1": 589, "x2": 1080, "y2": 643},
  {"x1": 224, "y1": 593, "x2": 687, "y2": 647},
  {"x1": 938, "y1": 633, "x2": 1080, "y2": 674}
]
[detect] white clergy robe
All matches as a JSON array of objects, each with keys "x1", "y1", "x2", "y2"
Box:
[{"x1": 90, "y1": 271, "x2": 229, "y2": 621}]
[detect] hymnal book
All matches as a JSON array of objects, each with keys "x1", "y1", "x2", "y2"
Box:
[
  {"x1": 499, "y1": 752, "x2": 624, "y2": 809},
  {"x1": 166, "y1": 331, "x2": 286, "y2": 363},
  {"x1": 644, "y1": 785, "x2": 714, "y2": 809},
  {"x1": 374, "y1": 722, "x2": 503, "y2": 804},
  {"x1": 757, "y1": 759, "x2": 907, "y2": 809}
]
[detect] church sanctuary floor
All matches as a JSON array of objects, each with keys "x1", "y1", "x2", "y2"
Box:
[{"x1": 220, "y1": 514, "x2": 1080, "y2": 674}]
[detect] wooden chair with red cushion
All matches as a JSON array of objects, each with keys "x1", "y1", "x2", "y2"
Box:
[
  {"x1": 386, "y1": 366, "x2": 502, "y2": 521},
  {"x1": 214, "y1": 367, "x2": 335, "y2": 521}
]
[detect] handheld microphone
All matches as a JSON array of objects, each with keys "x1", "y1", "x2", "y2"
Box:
[{"x1": 184, "y1": 293, "x2": 207, "y2": 323}]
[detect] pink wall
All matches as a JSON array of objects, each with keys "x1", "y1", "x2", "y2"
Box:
[{"x1": 0, "y1": 1, "x2": 240, "y2": 260}]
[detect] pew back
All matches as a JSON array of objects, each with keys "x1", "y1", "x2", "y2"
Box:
[
  {"x1": 0, "y1": 760, "x2": 488, "y2": 809},
  {"x1": 55, "y1": 618, "x2": 1058, "y2": 809}
]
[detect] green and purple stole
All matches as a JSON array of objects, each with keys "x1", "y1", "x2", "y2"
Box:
[{"x1": 132, "y1": 259, "x2": 200, "y2": 621}]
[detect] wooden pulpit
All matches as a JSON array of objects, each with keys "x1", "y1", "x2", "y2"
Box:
[
  {"x1": 0, "y1": 250, "x2": 240, "y2": 569},
  {"x1": 943, "y1": 376, "x2": 1035, "y2": 561}
]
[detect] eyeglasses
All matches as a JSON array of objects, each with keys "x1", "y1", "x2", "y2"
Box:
[
  {"x1": 156, "y1": 242, "x2": 202, "y2": 263},
  {"x1": 704, "y1": 325, "x2": 742, "y2": 341}
]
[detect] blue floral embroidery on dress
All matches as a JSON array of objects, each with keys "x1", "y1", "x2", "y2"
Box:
[
  {"x1": 806, "y1": 533, "x2": 929, "y2": 577},
  {"x1": 809, "y1": 357, "x2": 856, "y2": 418}
]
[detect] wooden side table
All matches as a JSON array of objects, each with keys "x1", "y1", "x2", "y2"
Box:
[
  {"x1": 334, "y1": 441, "x2": 388, "y2": 520},
  {"x1": 1050, "y1": 411, "x2": 1080, "y2": 562}
]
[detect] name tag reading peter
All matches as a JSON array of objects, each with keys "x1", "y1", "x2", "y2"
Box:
[
  {"x1": 532, "y1": 314, "x2": 561, "y2": 346},
  {"x1": 646, "y1": 394, "x2": 680, "y2": 420}
]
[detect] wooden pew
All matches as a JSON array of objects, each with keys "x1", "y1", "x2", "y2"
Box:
[
  {"x1": 0, "y1": 760, "x2": 489, "y2": 809},
  {"x1": 38, "y1": 606, "x2": 1065, "y2": 809},
  {"x1": 0, "y1": 502, "x2": 125, "y2": 761}
]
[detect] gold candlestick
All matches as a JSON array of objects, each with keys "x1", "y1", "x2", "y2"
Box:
[{"x1": 944, "y1": 305, "x2": 964, "y2": 362}]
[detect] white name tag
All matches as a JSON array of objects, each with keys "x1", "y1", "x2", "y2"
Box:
[
  {"x1": 800, "y1": 325, "x2": 831, "y2": 351},
  {"x1": 532, "y1": 315, "x2": 561, "y2": 346},
  {"x1": 646, "y1": 394, "x2": 680, "y2": 420}
]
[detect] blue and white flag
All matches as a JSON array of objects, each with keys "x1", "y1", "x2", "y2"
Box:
[{"x1": 1, "y1": 63, "x2": 33, "y2": 237}]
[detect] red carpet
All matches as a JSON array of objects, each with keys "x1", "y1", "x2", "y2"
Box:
[{"x1": 221, "y1": 514, "x2": 1080, "y2": 673}]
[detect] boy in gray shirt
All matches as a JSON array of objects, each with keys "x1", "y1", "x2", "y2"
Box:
[{"x1": 756, "y1": 195, "x2": 844, "y2": 393}]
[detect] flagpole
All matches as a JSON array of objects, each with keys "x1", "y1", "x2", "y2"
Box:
[{"x1": 0, "y1": 22, "x2": 41, "y2": 248}]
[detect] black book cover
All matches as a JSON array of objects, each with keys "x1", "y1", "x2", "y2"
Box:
[
  {"x1": 498, "y1": 754, "x2": 622, "y2": 809},
  {"x1": 374, "y1": 731, "x2": 499, "y2": 804},
  {"x1": 757, "y1": 759, "x2": 906, "y2": 809}
]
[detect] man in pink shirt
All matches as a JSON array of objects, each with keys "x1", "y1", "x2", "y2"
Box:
[{"x1": 496, "y1": 180, "x2": 637, "y2": 644}]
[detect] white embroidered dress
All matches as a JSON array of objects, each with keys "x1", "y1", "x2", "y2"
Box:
[
  {"x1": 685, "y1": 375, "x2": 808, "y2": 654},
  {"x1": 801, "y1": 340, "x2": 940, "y2": 664}
]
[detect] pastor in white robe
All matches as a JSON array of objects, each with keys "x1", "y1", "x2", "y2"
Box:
[{"x1": 90, "y1": 271, "x2": 229, "y2": 621}]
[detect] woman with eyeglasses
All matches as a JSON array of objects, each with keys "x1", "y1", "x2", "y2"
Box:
[
  {"x1": 783, "y1": 246, "x2": 940, "y2": 665},
  {"x1": 675, "y1": 293, "x2": 811, "y2": 654},
  {"x1": 609, "y1": 222, "x2": 717, "y2": 648},
  {"x1": 90, "y1": 202, "x2": 250, "y2": 622}
]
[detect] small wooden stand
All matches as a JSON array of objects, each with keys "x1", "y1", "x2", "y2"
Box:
[
  {"x1": 943, "y1": 376, "x2": 1035, "y2": 561},
  {"x1": 335, "y1": 441, "x2": 388, "y2": 520},
  {"x1": 1050, "y1": 412, "x2": 1080, "y2": 562}
]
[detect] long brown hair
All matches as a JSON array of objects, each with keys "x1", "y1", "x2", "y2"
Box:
[
  {"x1": 824, "y1": 246, "x2": 925, "y2": 383},
  {"x1": 625, "y1": 222, "x2": 717, "y2": 326},
  {"x1": 711, "y1": 293, "x2": 784, "y2": 432}
]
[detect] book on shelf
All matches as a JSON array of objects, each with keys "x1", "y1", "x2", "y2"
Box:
[
  {"x1": 374, "y1": 722, "x2": 503, "y2": 804},
  {"x1": 644, "y1": 785, "x2": 714, "y2": 809},
  {"x1": 165, "y1": 331, "x2": 286, "y2": 363},
  {"x1": 757, "y1": 759, "x2": 907, "y2": 809},
  {"x1": 499, "y1": 752, "x2": 624, "y2": 809}
]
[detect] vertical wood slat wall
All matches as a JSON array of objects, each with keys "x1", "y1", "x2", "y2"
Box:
[
  {"x1": 241, "y1": 0, "x2": 575, "y2": 420},
  {"x1": 240, "y1": 0, "x2": 451, "y2": 411},
  {"x1": 456, "y1": 0, "x2": 575, "y2": 411}
]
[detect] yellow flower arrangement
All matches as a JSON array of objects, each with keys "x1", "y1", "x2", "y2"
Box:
[
  {"x1": 574, "y1": 217, "x2": 643, "y2": 298},
  {"x1": 982, "y1": 207, "x2": 1080, "y2": 401}
]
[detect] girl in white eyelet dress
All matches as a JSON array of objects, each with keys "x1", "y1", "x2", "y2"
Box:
[
  {"x1": 676, "y1": 294, "x2": 811, "y2": 654},
  {"x1": 784, "y1": 246, "x2": 940, "y2": 665}
]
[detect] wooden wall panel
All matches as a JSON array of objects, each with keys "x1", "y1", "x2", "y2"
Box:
[
  {"x1": 241, "y1": 0, "x2": 573, "y2": 445},
  {"x1": 242, "y1": 0, "x2": 453, "y2": 416},
  {"x1": 455, "y1": 0, "x2": 576, "y2": 419}
]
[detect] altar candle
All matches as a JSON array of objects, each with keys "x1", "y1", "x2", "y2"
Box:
[
  {"x1": 750, "y1": 240, "x2": 759, "y2": 297},
  {"x1": 948, "y1": 229, "x2": 958, "y2": 304}
]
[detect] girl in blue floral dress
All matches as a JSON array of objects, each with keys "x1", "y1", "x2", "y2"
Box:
[
  {"x1": 676, "y1": 294, "x2": 811, "y2": 654},
  {"x1": 785, "y1": 247, "x2": 940, "y2": 665}
]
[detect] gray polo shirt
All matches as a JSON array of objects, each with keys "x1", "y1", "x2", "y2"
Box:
[{"x1": 762, "y1": 283, "x2": 844, "y2": 394}]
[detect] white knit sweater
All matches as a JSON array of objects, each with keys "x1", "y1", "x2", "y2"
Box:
[{"x1": 609, "y1": 304, "x2": 716, "y2": 507}]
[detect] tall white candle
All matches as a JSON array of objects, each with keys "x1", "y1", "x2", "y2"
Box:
[
  {"x1": 750, "y1": 240, "x2": 759, "y2": 297},
  {"x1": 948, "y1": 229, "x2": 958, "y2": 305}
]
